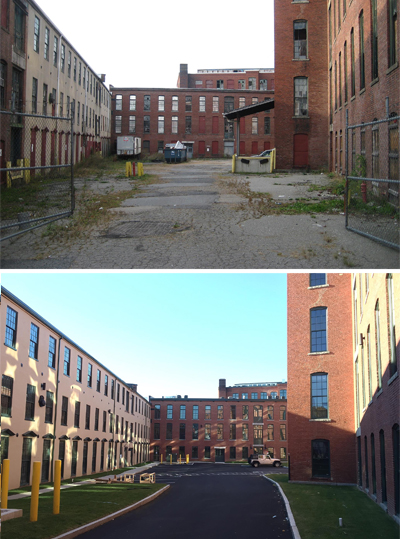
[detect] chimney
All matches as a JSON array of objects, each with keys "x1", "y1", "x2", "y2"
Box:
[
  {"x1": 177, "y1": 64, "x2": 189, "y2": 88},
  {"x1": 218, "y1": 379, "x2": 227, "y2": 399}
]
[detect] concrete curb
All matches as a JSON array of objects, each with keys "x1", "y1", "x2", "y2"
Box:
[
  {"x1": 263, "y1": 476, "x2": 301, "y2": 539},
  {"x1": 52, "y1": 484, "x2": 170, "y2": 539}
]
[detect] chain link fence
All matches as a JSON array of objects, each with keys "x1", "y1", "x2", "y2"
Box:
[
  {"x1": 345, "y1": 113, "x2": 399, "y2": 250},
  {"x1": 0, "y1": 111, "x2": 74, "y2": 241}
]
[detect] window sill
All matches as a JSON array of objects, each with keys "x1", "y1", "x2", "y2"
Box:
[
  {"x1": 359, "y1": 88, "x2": 366, "y2": 96},
  {"x1": 4, "y1": 344, "x2": 17, "y2": 352},
  {"x1": 29, "y1": 356, "x2": 38, "y2": 362},
  {"x1": 386, "y1": 62, "x2": 398, "y2": 76},
  {"x1": 310, "y1": 418, "x2": 331, "y2": 422},
  {"x1": 370, "y1": 77, "x2": 379, "y2": 87},
  {"x1": 292, "y1": 58, "x2": 310, "y2": 62},
  {"x1": 292, "y1": 116, "x2": 310, "y2": 119},
  {"x1": 351, "y1": 96, "x2": 356, "y2": 102},
  {"x1": 376, "y1": 387, "x2": 383, "y2": 398},
  {"x1": 308, "y1": 284, "x2": 329, "y2": 290},
  {"x1": 388, "y1": 371, "x2": 398, "y2": 386},
  {"x1": 308, "y1": 351, "x2": 330, "y2": 356}
]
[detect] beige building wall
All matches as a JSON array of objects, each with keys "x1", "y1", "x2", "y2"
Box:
[
  {"x1": 24, "y1": 0, "x2": 111, "y2": 164},
  {"x1": 1, "y1": 287, "x2": 150, "y2": 490}
]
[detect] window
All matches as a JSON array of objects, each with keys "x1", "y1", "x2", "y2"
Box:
[
  {"x1": 144, "y1": 95, "x2": 150, "y2": 110},
  {"x1": 389, "y1": 113, "x2": 399, "y2": 181},
  {"x1": 172, "y1": 116, "x2": 178, "y2": 134},
  {"x1": 42, "y1": 83, "x2": 48, "y2": 116},
  {"x1": 186, "y1": 96, "x2": 192, "y2": 112},
  {"x1": 199, "y1": 96, "x2": 206, "y2": 112},
  {"x1": 248, "y1": 77, "x2": 256, "y2": 90},
  {"x1": 280, "y1": 447, "x2": 287, "y2": 460},
  {"x1": 158, "y1": 116, "x2": 165, "y2": 134},
  {"x1": 5, "y1": 306, "x2": 17, "y2": 348},
  {"x1": 0, "y1": 61, "x2": 6, "y2": 110},
  {"x1": 129, "y1": 95, "x2": 136, "y2": 110},
  {"x1": 239, "y1": 97, "x2": 246, "y2": 109},
  {"x1": 144, "y1": 115, "x2": 150, "y2": 133},
  {"x1": 115, "y1": 95, "x2": 122, "y2": 111},
  {"x1": 242, "y1": 393, "x2": 248, "y2": 400},
  {"x1": 180, "y1": 405, "x2": 186, "y2": 419},
  {"x1": 375, "y1": 301, "x2": 382, "y2": 389},
  {"x1": 104, "y1": 374, "x2": 108, "y2": 396},
  {"x1": 179, "y1": 423, "x2": 186, "y2": 440},
  {"x1": 85, "y1": 405, "x2": 90, "y2": 430},
  {"x1": 280, "y1": 405, "x2": 286, "y2": 420},
  {"x1": 74, "y1": 356, "x2": 82, "y2": 383},
  {"x1": 1, "y1": 375, "x2": 13, "y2": 417},
  {"x1": 351, "y1": 28, "x2": 356, "y2": 97},
  {"x1": 380, "y1": 430, "x2": 387, "y2": 502},
  {"x1": 311, "y1": 373, "x2": 328, "y2": 418},
  {"x1": 129, "y1": 116, "x2": 136, "y2": 133},
  {"x1": 217, "y1": 79, "x2": 224, "y2": 89},
  {"x1": 205, "y1": 405, "x2": 211, "y2": 419},
  {"x1": 264, "y1": 117, "x2": 270, "y2": 135},
  {"x1": 154, "y1": 423, "x2": 160, "y2": 439},
  {"x1": 154, "y1": 404, "x2": 161, "y2": 419},
  {"x1": 294, "y1": 77, "x2": 308, "y2": 116},
  {"x1": 53, "y1": 36, "x2": 58, "y2": 67},
  {"x1": 21, "y1": 438, "x2": 32, "y2": 486},
  {"x1": 387, "y1": 274, "x2": 397, "y2": 376},
  {"x1": 61, "y1": 396, "x2": 68, "y2": 425},
  {"x1": 260, "y1": 392, "x2": 267, "y2": 400},
  {"x1": 205, "y1": 446, "x2": 211, "y2": 459},
  {"x1": 96, "y1": 369, "x2": 101, "y2": 392},
  {"x1": 280, "y1": 390, "x2": 287, "y2": 399},
  {"x1": 267, "y1": 405, "x2": 274, "y2": 420},
  {"x1": 393, "y1": 424, "x2": 400, "y2": 514},
  {"x1": 389, "y1": 0, "x2": 398, "y2": 67},
  {"x1": 29, "y1": 323, "x2": 39, "y2": 360},
  {"x1": 158, "y1": 95, "x2": 165, "y2": 111},
  {"x1": 67, "y1": 51, "x2": 71, "y2": 78},
  {"x1": 117, "y1": 384, "x2": 120, "y2": 402},
  {"x1": 192, "y1": 423, "x2": 199, "y2": 440},
  {"x1": 185, "y1": 116, "x2": 192, "y2": 134},
  {"x1": 205, "y1": 423, "x2": 211, "y2": 440},
  {"x1": 33, "y1": 16, "x2": 40, "y2": 52},
  {"x1": 359, "y1": 11, "x2": 365, "y2": 90},
  {"x1": 270, "y1": 391, "x2": 278, "y2": 399},
  {"x1": 242, "y1": 423, "x2": 249, "y2": 440},
  {"x1": 217, "y1": 405, "x2": 224, "y2": 419},
  {"x1": 224, "y1": 96, "x2": 234, "y2": 113},
  {"x1": 192, "y1": 405, "x2": 199, "y2": 419},
  {"x1": 47, "y1": 336, "x2": 56, "y2": 369},
  {"x1": 370, "y1": 0, "x2": 378, "y2": 80},
  {"x1": 213, "y1": 96, "x2": 219, "y2": 112},
  {"x1": 87, "y1": 364, "x2": 92, "y2": 388},
  {"x1": 251, "y1": 392, "x2": 258, "y2": 400},
  {"x1": 242, "y1": 405, "x2": 249, "y2": 420},
  {"x1": 44, "y1": 27, "x2": 50, "y2": 60},
  {"x1": 172, "y1": 95, "x2": 178, "y2": 111},
  {"x1": 74, "y1": 400, "x2": 80, "y2": 428},
  {"x1": 267, "y1": 424, "x2": 274, "y2": 440},
  {"x1": 253, "y1": 405, "x2": 263, "y2": 424},
  {"x1": 372, "y1": 125, "x2": 380, "y2": 178},
  {"x1": 232, "y1": 393, "x2": 239, "y2": 399},
  {"x1": 192, "y1": 446, "x2": 199, "y2": 459},
  {"x1": 310, "y1": 307, "x2": 327, "y2": 352},
  {"x1": 253, "y1": 426, "x2": 263, "y2": 445},
  {"x1": 230, "y1": 405, "x2": 236, "y2": 420},
  {"x1": 45, "y1": 391, "x2": 54, "y2": 423},
  {"x1": 63, "y1": 347, "x2": 70, "y2": 376},
  {"x1": 230, "y1": 424, "x2": 236, "y2": 440},
  {"x1": 344, "y1": 41, "x2": 348, "y2": 103},
  {"x1": 115, "y1": 116, "x2": 122, "y2": 134},
  {"x1": 280, "y1": 424, "x2": 287, "y2": 440},
  {"x1": 294, "y1": 20, "x2": 307, "y2": 59},
  {"x1": 167, "y1": 404, "x2": 173, "y2": 419},
  {"x1": 217, "y1": 424, "x2": 223, "y2": 440},
  {"x1": 312, "y1": 439, "x2": 330, "y2": 477},
  {"x1": 310, "y1": 273, "x2": 326, "y2": 287}
]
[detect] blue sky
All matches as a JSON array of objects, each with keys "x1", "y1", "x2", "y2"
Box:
[
  {"x1": 34, "y1": 0, "x2": 275, "y2": 88},
  {"x1": 1, "y1": 273, "x2": 287, "y2": 400}
]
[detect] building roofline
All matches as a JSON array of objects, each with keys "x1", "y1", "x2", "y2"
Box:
[
  {"x1": 109, "y1": 87, "x2": 274, "y2": 94},
  {"x1": 1, "y1": 286, "x2": 148, "y2": 402}
]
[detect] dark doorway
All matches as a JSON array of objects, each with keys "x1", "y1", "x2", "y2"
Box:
[
  {"x1": 293, "y1": 133, "x2": 309, "y2": 167},
  {"x1": 215, "y1": 448, "x2": 225, "y2": 462}
]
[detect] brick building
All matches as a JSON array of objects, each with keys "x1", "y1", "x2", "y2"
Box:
[
  {"x1": 287, "y1": 273, "x2": 399, "y2": 523},
  {"x1": 0, "y1": 0, "x2": 112, "y2": 183},
  {"x1": 1, "y1": 287, "x2": 150, "y2": 490},
  {"x1": 149, "y1": 379, "x2": 287, "y2": 463},
  {"x1": 274, "y1": 0, "x2": 399, "y2": 174},
  {"x1": 110, "y1": 64, "x2": 275, "y2": 159}
]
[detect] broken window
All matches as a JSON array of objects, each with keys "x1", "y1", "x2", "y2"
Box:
[
  {"x1": 217, "y1": 79, "x2": 224, "y2": 89},
  {"x1": 144, "y1": 95, "x2": 150, "y2": 111},
  {"x1": 224, "y1": 96, "x2": 234, "y2": 113},
  {"x1": 185, "y1": 116, "x2": 192, "y2": 134},
  {"x1": 129, "y1": 116, "x2": 135, "y2": 133},
  {"x1": 238, "y1": 79, "x2": 245, "y2": 89},
  {"x1": 185, "y1": 96, "x2": 192, "y2": 112},
  {"x1": 294, "y1": 20, "x2": 307, "y2": 59},
  {"x1": 294, "y1": 77, "x2": 308, "y2": 116},
  {"x1": 144, "y1": 115, "x2": 150, "y2": 133},
  {"x1": 260, "y1": 79, "x2": 268, "y2": 90},
  {"x1": 248, "y1": 77, "x2": 257, "y2": 90}
]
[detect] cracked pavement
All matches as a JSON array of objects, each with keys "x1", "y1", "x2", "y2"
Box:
[{"x1": 1, "y1": 160, "x2": 398, "y2": 269}]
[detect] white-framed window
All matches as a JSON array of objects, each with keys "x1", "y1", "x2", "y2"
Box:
[
  {"x1": 115, "y1": 115, "x2": 122, "y2": 133},
  {"x1": 33, "y1": 16, "x2": 40, "y2": 53},
  {"x1": 172, "y1": 115, "x2": 178, "y2": 134},
  {"x1": 158, "y1": 95, "x2": 165, "y2": 112},
  {"x1": 129, "y1": 95, "x2": 136, "y2": 111},
  {"x1": 212, "y1": 96, "x2": 219, "y2": 112},
  {"x1": 115, "y1": 95, "x2": 122, "y2": 111},
  {"x1": 129, "y1": 116, "x2": 135, "y2": 133},
  {"x1": 158, "y1": 115, "x2": 165, "y2": 134},
  {"x1": 199, "y1": 96, "x2": 206, "y2": 112},
  {"x1": 172, "y1": 95, "x2": 178, "y2": 111}
]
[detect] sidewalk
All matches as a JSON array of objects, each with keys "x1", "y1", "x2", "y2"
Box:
[{"x1": 7, "y1": 463, "x2": 158, "y2": 501}]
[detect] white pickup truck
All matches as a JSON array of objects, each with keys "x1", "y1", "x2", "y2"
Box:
[{"x1": 249, "y1": 454, "x2": 282, "y2": 468}]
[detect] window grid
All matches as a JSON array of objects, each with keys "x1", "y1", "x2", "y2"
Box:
[
  {"x1": 311, "y1": 373, "x2": 328, "y2": 419},
  {"x1": 310, "y1": 308, "x2": 327, "y2": 352},
  {"x1": 5, "y1": 306, "x2": 17, "y2": 348}
]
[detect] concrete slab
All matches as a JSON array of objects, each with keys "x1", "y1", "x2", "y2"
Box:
[
  {"x1": 217, "y1": 194, "x2": 247, "y2": 204},
  {"x1": 243, "y1": 173, "x2": 332, "y2": 201},
  {"x1": 1, "y1": 508, "x2": 23, "y2": 521},
  {"x1": 121, "y1": 194, "x2": 217, "y2": 208}
]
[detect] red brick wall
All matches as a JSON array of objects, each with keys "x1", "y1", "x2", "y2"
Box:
[
  {"x1": 330, "y1": 0, "x2": 400, "y2": 174},
  {"x1": 274, "y1": 0, "x2": 330, "y2": 170},
  {"x1": 150, "y1": 396, "x2": 287, "y2": 462},
  {"x1": 111, "y1": 87, "x2": 275, "y2": 157},
  {"x1": 287, "y1": 273, "x2": 356, "y2": 483}
]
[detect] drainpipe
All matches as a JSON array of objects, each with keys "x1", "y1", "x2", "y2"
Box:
[
  {"x1": 57, "y1": 35, "x2": 63, "y2": 117},
  {"x1": 51, "y1": 336, "x2": 62, "y2": 483}
]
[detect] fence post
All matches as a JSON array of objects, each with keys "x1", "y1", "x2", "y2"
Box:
[
  {"x1": 1, "y1": 459, "x2": 10, "y2": 509},
  {"x1": 170, "y1": 454, "x2": 172, "y2": 465},
  {"x1": 53, "y1": 460, "x2": 61, "y2": 515},
  {"x1": 30, "y1": 461, "x2": 41, "y2": 522}
]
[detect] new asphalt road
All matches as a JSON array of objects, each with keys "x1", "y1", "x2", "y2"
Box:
[{"x1": 78, "y1": 463, "x2": 291, "y2": 539}]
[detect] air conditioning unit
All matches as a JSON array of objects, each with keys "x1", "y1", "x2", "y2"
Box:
[{"x1": 49, "y1": 92, "x2": 55, "y2": 104}]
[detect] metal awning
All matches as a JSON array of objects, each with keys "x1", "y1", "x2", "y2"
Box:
[{"x1": 223, "y1": 98, "x2": 274, "y2": 120}]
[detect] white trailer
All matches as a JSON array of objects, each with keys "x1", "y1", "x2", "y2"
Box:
[{"x1": 117, "y1": 136, "x2": 141, "y2": 157}]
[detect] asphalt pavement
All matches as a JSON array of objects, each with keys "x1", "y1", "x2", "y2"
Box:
[{"x1": 77, "y1": 463, "x2": 292, "y2": 539}]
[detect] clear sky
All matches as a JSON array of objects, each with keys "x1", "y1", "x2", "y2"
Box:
[
  {"x1": 1, "y1": 272, "x2": 287, "y2": 401},
  {"x1": 34, "y1": 0, "x2": 275, "y2": 88}
]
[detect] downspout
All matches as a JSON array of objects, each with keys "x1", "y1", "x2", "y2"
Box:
[
  {"x1": 57, "y1": 35, "x2": 63, "y2": 117},
  {"x1": 51, "y1": 336, "x2": 62, "y2": 483}
]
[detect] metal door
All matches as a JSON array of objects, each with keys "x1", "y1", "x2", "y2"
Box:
[
  {"x1": 293, "y1": 133, "x2": 309, "y2": 167},
  {"x1": 215, "y1": 448, "x2": 225, "y2": 462}
]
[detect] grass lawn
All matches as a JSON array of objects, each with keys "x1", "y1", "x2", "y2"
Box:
[
  {"x1": 268, "y1": 474, "x2": 399, "y2": 539},
  {"x1": 4, "y1": 482, "x2": 165, "y2": 539}
]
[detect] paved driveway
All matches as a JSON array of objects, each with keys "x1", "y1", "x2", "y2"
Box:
[
  {"x1": 1, "y1": 160, "x2": 398, "y2": 269},
  {"x1": 78, "y1": 463, "x2": 292, "y2": 539}
]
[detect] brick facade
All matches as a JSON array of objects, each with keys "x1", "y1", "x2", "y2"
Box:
[
  {"x1": 110, "y1": 66, "x2": 275, "y2": 159},
  {"x1": 287, "y1": 273, "x2": 356, "y2": 483},
  {"x1": 150, "y1": 380, "x2": 287, "y2": 463}
]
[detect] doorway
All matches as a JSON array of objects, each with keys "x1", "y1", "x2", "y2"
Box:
[
  {"x1": 293, "y1": 134, "x2": 309, "y2": 167},
  {"x1": 215, "y1": 448, "x2": 225, "y2": 462}
]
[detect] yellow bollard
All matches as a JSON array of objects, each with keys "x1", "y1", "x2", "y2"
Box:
[
  {"x1": 1, "y1": 459, "x2": 10, "y2": 509},
  {"x1": 138, "y1": 162, "x2": 144, "y2": 177},
  {"x1": 179, "y1": 454, "x2": 181, "y2": 465},
  {"x1": 186, "y1": 454, "x2": 189, "y2": 464},
  {"x1": 30, "y1": 461, "x2": 41, "y2": 522},
  {"x1": 126, "y1": 161, "x2": 131, "y2": 177},
  {"x1": 160, "y1": 454, "x2": 163, "y2": 464},
  {"x1": 53, "y1": 460, "x2": 61, "y2": 515},
  {"x1": 170, "y1": 454, "x2": 172, "y2": 465},
  {"x1": 23, "y1": 158, "x2": 31, "y2": 184}
]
